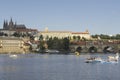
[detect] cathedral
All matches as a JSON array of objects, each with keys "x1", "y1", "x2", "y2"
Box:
[
  {"x1": 0, "y1": 18, "x2": 38, "y2": 36},
  {"x1": 3, "y1": 18, "x2": 26, "y2": 30}
]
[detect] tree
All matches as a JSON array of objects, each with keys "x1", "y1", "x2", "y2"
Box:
[
  {"x1": 30, "y1": 36, "x2": 34, "y2": 40},
  {"x1": 116, "y1": 34, "x2": 120, "y2": 39},
  {"x1": 46, "y1": 35, "x2": 49, "y2": 41},
  {"x1": 82, "y1": 37, "x2": 87, "y2": 41},
  {"x1": 63, "y1": 37, "x2": 70, "y2": 51},
  {"x1": 47, "y1": 37, "x2": 53, "y2": 49},
  {"x1": 77, "y1": 36, "x2": 81, "y2": 41},
  {"x1": 39, "y1": 41, "x2": 46, "y2": 51},
  {"x1": 13, "y1": 32, "x2": 20, "y2": 37},
  {"x1": 39, "y1": 35, "x2": 43, "y2": 41},
  {"x1": 51, "y1": 37, "x2": 60, "y2": 49},
  {"x1": 73, "y1": 36, "x2": 77, "y2": 41}
]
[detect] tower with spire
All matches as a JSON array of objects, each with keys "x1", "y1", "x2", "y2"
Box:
[
  {"x1": 3, "y1": 18, "x2": 26, "y2": 30},
  {"x1": 9, "y1": 18, "x2": 14, "y2": 30},
  {"x1": 3, "y1": 20, "x2": 8, "y2": 29}
]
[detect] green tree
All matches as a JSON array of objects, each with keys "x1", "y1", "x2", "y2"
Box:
[
  {"x1": 13, "y1": 32, "x2": 20, "y2": 37},
  {"x1": 73, "y1": 36, "x2": 76, "y2": 40},
  {"x1": 77, "y1": 36, "x2": 81, "y2": 41},
  {"x1": 30, "y1": 36, "x2": 34, "y2": 40},
  {"x1": 39, "y1": 41, "x2": 46, "y2": 51},
  {"x1": 82, "y1": 37, "x2": 87, "y2": 41},
  {"x1": 39, "y1": 35, "x2": 43, "y2": 41},
  {"x1": 63, "y1": 37, "x2": 70, "y2": 51},
  {"x1": 47, "y1": 37, "x2": 53, "y2": 49},
  {"x1": 116, "y1": 34, "x2": 120, "y2": 39},
  {"x1": 46, "y1": 35, "x2": 49, "y2": 41}
]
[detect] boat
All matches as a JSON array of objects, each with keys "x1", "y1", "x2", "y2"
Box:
[
  {"x1": 103, "y1": 53, "x2": 119, "y2": 64},
  {"x1": 9, "y1": 54, "x2": 18, "y2": 58},
  {"x1": 101, "y1": 60, "x2": 118, "y2": 64},
  {"x1": 85, "y1": 58, "x2": 118, "y2": 64},
  {"x1": 8, "y1": 52, "x2": 18, "y2": 58},
  {"x1": 45, "y1": 49, "x2": 59, "y2": 53},
  {"x1": 85, "y1": 57, "x2": 102, "y2": 63},
  {"x1": 85, "y1": 53, "x2": 119, "y2": 64},
  {"x1": 108, "y1": 53, "x2": 119, "y2": 61}
]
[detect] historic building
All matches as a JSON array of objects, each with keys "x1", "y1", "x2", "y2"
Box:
[
  {"x1": 35, "y1": 27, "x2": 91, "y2": 41},
  {"x1": 0, "y1": 37, "x2": 30, "y2": 53},
  {"x1": 3, "y1": 18, "x2": 26, "y2": 30},
  {"x1": 0, "y1": 18, "x2": 38, "y2": 36}
]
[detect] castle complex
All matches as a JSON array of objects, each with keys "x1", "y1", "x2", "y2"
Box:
[
  {"x1": 0, "y1": 18, "x2": 38, "y2": 36},
  {"x1": 3, "y1": 18, "x2": 26, "y2": 30},
  {"x1": 1, "y1": 18, "x2": 91, "y2": 40},
  {"x1": 0, "y1": 18, "x2": 38, "y2": 53},
  {"x1": 35, "y1": 27, "x2": 91, "y2": 40}
]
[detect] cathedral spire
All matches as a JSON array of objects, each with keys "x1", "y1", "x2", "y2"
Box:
[
  {"x1": 3, "y1": 20, "x2": 8, "y2": 29},
  {"x1": 10, "y1": 17, "x2": 13, "y2": 22},
  {"x1": 9, "y1": 18, "x2": 14, "y2": 30},
  {"x1": 3, "y1": 20, "x2": 6, "y2": 29}
]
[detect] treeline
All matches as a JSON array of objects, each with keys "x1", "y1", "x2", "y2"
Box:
[
  {"x1": 0, "y1": 32, "x2": 8, "y2": 36},
  {"x1": 38, "y1": 36, "x2": 70, "y2": 52},
  {"x1": 91, "y1": 34, "x2": 120, "y2": 40}
]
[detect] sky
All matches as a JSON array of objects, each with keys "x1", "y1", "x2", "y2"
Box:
[{"x1": 0, "y1": 0, "x2": 120, "y2": 35}]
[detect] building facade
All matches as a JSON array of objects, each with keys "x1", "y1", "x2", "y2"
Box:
[
  {"x1": 1, "y1": 18, "x2": 38, "y2": 36},
  {"x1": 0, "y1": 37, "x2": 30, "y2": 53},
  {"x1": 3, "y1": 18, "x2": 26, "y2": 30},
  {"x1": 35, "y1": 28, "x2": 91, "y2": 41}
]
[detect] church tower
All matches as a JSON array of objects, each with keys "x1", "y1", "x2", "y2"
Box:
[
  {"x1": 45, "y1": 27, "x2": 48, "y2": 32},
  {"x1": 9, "y1": 18, "x2": 14, "y2": 30},
  {"x1": 3, "y1": 20, "x2": 8, "y2": 29}
]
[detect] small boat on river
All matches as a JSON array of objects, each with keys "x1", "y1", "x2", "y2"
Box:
[
  {"x1": 9, "y1": 54, "x2": 18, "y2": 58},
  {"x1": 85, "y1": 53, "x2": 119, "y2": 64},
  {"x1": 85, "y1": 57, "x2": 102, "y2": 63},
  {"x1": 8, "y1": 52, "x2": 18, "y2": 58},
  {"x1": 45, "y1": 49, "x2": 59, "y2": 53}
]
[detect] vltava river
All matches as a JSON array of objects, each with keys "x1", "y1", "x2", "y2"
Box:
[{"x1": 0, "y1": 53, "x2": 120, "y2": 80}]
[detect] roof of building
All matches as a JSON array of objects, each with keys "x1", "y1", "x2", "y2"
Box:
[
  {"x1": 39, "y1": 31, "x2": 89, "y2": 34},
  {"x1": 40, "y1": 31, "x2": 72, "y2": 33},
  {"x1": 72, "y1": 32, "x2": 89, "y2": 34},
  {"x1": 15, "y1": 25, "x2": 26, "y2": 29},
  {"x1": 0, "y1": 36, "x2": 23, "y2": 40}
]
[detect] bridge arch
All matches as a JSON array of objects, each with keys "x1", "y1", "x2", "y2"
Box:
[
  {"x1": 88, "y1": 46, "x2": 97, "y2": 53},
  {"x1": 103, "y1": 46, "x2": 114, "y2": 53},
  {"x1": 76, "y1": 46, "x2": 82, "y2": 53}
]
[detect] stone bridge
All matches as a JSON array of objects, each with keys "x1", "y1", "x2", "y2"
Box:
[{"x1": 70, "y1": 40, "x2": 120, "y2": 53}]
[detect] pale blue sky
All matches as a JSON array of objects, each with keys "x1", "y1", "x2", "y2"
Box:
[{"x1": 0, "y1": 0, "x2": 120, "y2": 35}]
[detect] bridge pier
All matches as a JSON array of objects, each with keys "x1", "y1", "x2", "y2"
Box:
[{"x1": 70, "y1": 42, "x2": 120, "y2": 53}]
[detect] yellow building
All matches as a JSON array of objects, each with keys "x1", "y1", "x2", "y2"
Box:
[
  {"x1": 35, "y1": 28, "x2": 91, "y2": 40},
  {"x1": 0, "y1": 37, "x2": 29, "y2": 53},
  {"x1": 72, "y1": 30, "x2": 91, "y2": 39}
]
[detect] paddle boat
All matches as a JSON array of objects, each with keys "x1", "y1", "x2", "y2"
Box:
[
  {"x1": 85, "y1": 53, "x2": 119, "y2": 64},
  {"x1": 108, "y1": 53, "x2": 119, "y2": 61},
  {"x1": 102, "y1": 53, "x2": 119, "y2": 64},
  {"x1": 85, "y1": 57, "x2": 102, "y2": 63}
]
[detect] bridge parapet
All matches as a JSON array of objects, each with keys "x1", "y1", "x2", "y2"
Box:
[{"x1": 70, "y1": 40, "x2": 120, "y2": 53}]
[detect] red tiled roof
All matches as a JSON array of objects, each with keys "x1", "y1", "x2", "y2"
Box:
[
  {"x1": 40, "y1": 31, "x2": 72, "y2": 33},
  {"x1": 72, "y1": 32, "x2": 89, "y2": 34}
]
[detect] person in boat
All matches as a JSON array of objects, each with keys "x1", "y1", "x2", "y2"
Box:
[{"x1": 87, "y1": 57, "x2": 95, "y2": 60}]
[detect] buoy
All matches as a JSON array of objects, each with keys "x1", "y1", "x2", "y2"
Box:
[{"x1": 75, "y1": 51, "x2": 80, "y2": 56}]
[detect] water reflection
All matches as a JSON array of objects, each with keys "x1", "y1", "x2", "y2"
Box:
[{"x1": 0, "y1": 54, "x2": 120, "y2": 80}]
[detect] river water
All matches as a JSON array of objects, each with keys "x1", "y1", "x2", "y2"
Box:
[{"x1": 0, "y1": 53, "x2": 120, "y2": 80}]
